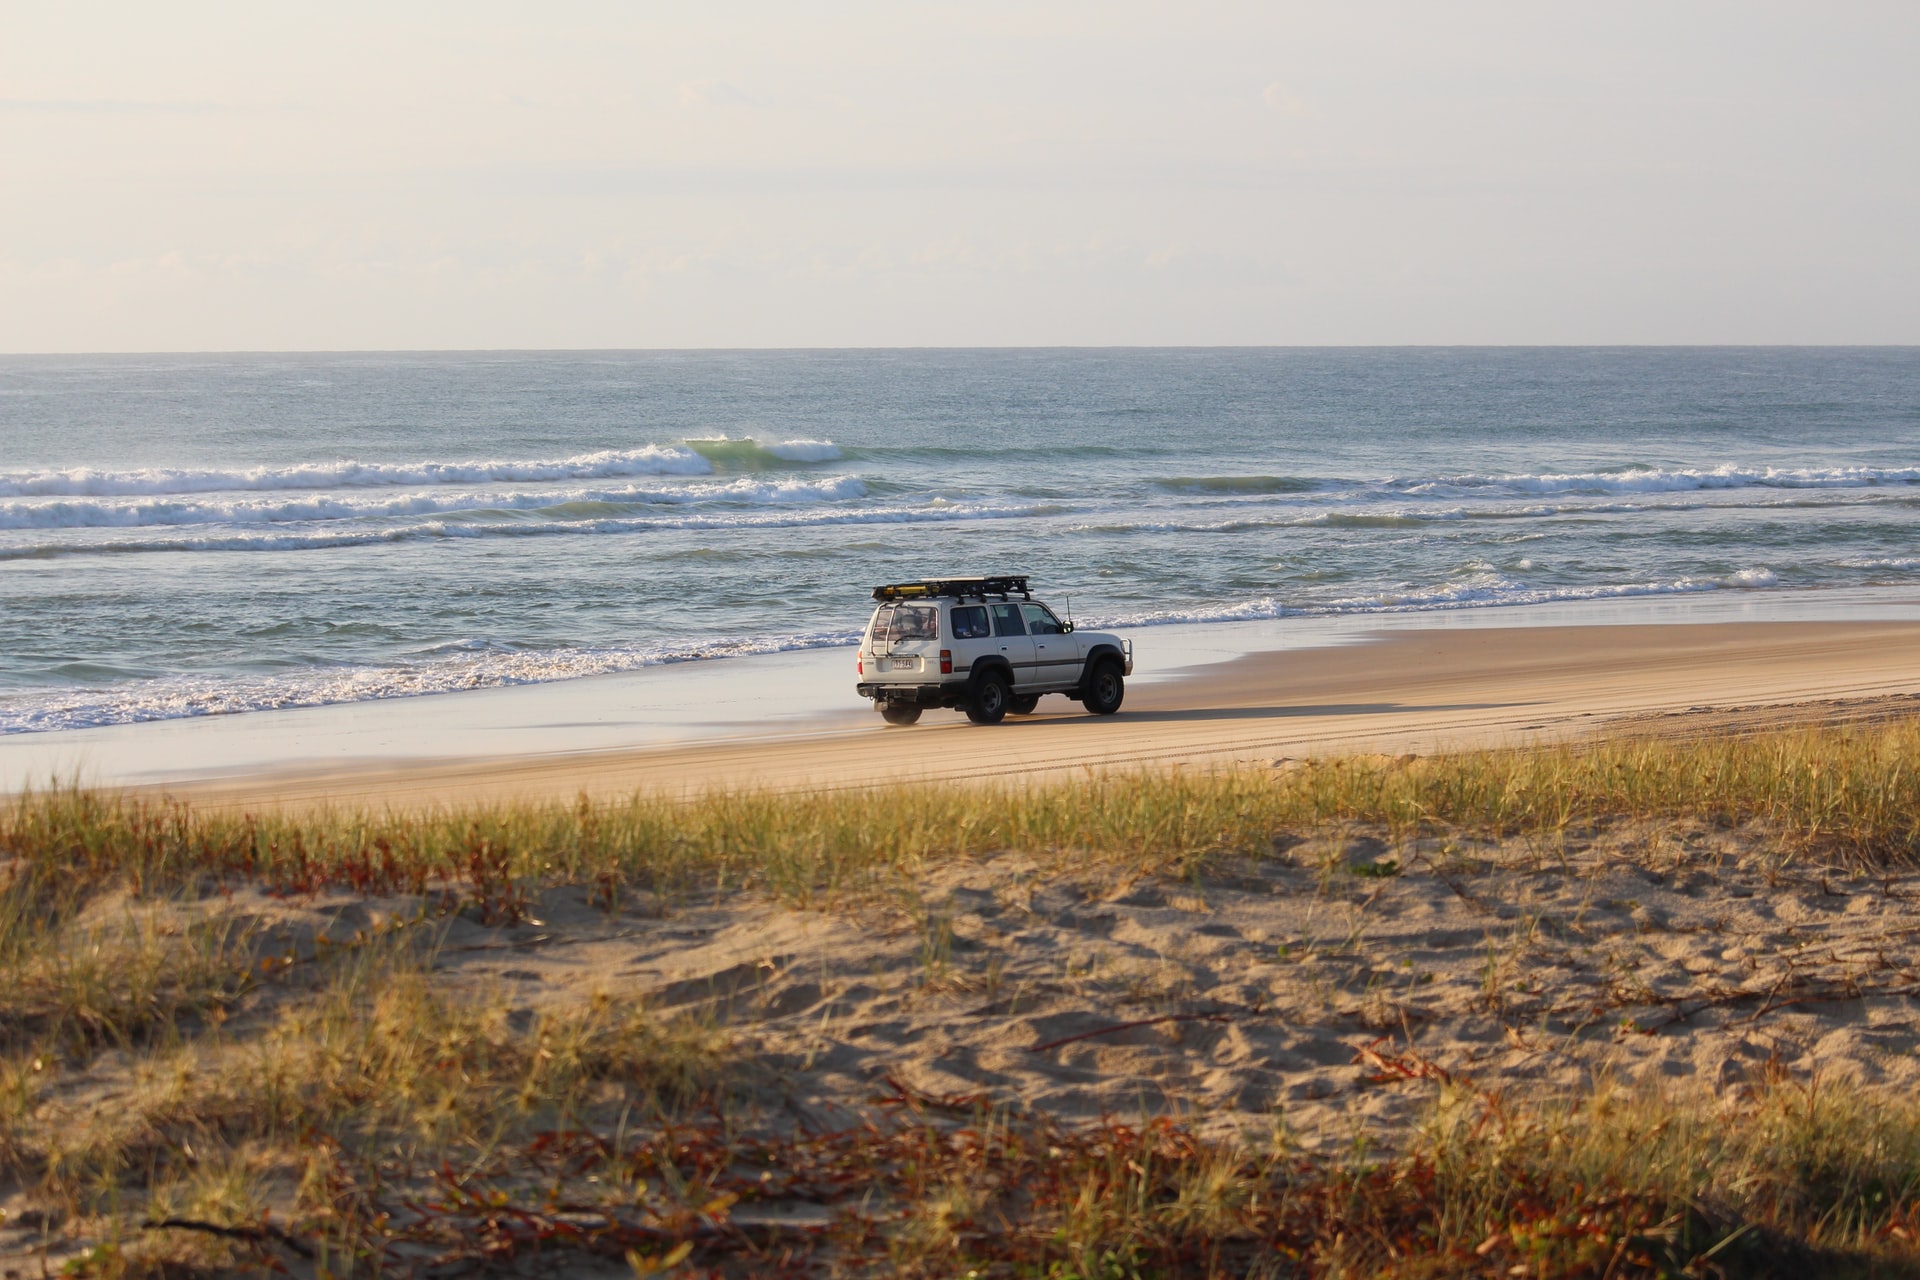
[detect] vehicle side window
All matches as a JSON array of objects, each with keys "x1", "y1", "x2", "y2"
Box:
[
  {"x1": 891, "y1": 605, "x2": 938, "y2": 640},
  {"x1": 950, "y1": 605, "x2": 990, "y2": 639},
  {"x1": 1021, "y1": 603, "x2": 1063, "y2": 635},
  {"x1": 990, "y1": 603, "x2": 1026, "y2": 637}
]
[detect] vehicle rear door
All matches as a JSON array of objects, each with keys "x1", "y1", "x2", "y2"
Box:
[
  {"x1": 946, "y1": 603, "x2": 995, "y2": 678},
  {"x1": 873, "y1": 603, "x2": 942, "y2": 681},
  {"x1": 988, "y1": 602, "x2": 1038, "y2": 687}
]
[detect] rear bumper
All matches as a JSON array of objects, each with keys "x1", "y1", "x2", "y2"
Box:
[{"x1": 857, "y1": 681, "x2": 965, "y2": 707}]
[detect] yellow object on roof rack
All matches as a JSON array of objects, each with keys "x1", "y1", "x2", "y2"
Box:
[{"x1": 871, "y1": 576, "x2": 1030, "y2": 602}]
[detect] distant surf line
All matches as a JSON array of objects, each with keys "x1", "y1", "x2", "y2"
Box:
[{"x1": 0, "y1": 437, "x2": 844, "y2": 498}]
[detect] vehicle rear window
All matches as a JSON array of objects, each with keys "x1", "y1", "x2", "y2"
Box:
[
  {"x1": 880, "y1": 604, "x2": 938, "y2": 641},
  {"x1": 950, "y1": 605, "x2": 990, "y2": 639}
]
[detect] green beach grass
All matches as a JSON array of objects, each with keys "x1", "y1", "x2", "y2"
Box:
[{"x1": 7, "y1": 720, "x2": 1920, "y2": 1275}]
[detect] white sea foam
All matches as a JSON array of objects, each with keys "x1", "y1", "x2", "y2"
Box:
[
  {"x1": 1137, "y1": 465, "x2": 1920, "y2": 510},
  {"x1": 765, "y1": 439, "x2": 843, "y2": 463},
  {"x1": 0, "y1": 498, "x2": 1069, "y2": 559},
  {"x1": 1391, "y1": 464, "x2": 1920, "y2": 497},
  {"x1": 0, "y1": 630, "x2": 863, "y2": 734},
  {"x1": 1068, "y1": 482, "x2": 1917, "y2": 537},
  {"x1": 0, "y1": 475, "x2": 869, "y2": 531},
  {"x1": 1092, "y1": 567, "x2": 1786, "y2": 629},
  {"x1": 0, "y1": 438, "x2": 848, "y2": 500},
  {"x1": 1838, "y1": 556, "x2": 1920, "y2": 571}
]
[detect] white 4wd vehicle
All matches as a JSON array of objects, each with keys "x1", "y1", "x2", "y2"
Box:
[{"x1": 855, "y1": 576, "x2": 1134, "y2": 726}]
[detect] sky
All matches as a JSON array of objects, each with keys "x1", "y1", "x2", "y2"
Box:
[{"x1": 3, "y1": 1, "x2": 1917, "y2": 351}]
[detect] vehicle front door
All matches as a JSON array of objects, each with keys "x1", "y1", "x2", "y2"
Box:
[
  {"x1": 988, "y1": 602, "x2": 1038, "y2": 688},
  {"x1": 1020, "y1": 603, "x2": 1081, "y2": 690}
]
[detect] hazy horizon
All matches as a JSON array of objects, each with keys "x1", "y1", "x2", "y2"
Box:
[
  {"x1": 9, "y1": 343, "x2": 1920, "y2": 360},
  {"x1": 6, "y1": 2, "x2": 1917, "y2": 353}
]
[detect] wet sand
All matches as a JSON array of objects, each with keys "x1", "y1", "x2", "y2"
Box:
[{"x1": 136, "y1": 619, "x2": 1920, "y2": 811}]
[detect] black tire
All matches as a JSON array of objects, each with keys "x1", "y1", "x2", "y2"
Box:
[
  {"x1": 1083, "y1": 659, "x2": 1125, "y2": 715},
  {"x1": 965, "y1": 669, "x2": 1011, "y2": 725},
  {"x1": 880, "y1": 702, "x2": 922, "y2": 726},
  {"x1": 1009, "y1": 694, "x2": 1040, "y2": 716}
]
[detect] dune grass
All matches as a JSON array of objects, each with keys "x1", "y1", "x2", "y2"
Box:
[
  {"x1": 37, "y1": 1054, "x2": 1920, "y2": 1276},
  {"x1": 867, "y1": 1070, "x2": 1920, "y2": 1277},
  {"x1": 4, "y1": 928, "x2": 735, "y2": 1277},
  {"x1": 8, "y1": 719, "x2": 1920, "y2": 1273},
  {"x1": 6, "y1": 719, "x2": 1920, "y2": 914}
]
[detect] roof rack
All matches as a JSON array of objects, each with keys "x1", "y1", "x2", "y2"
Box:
[{"x1": 872, "y1": 575, "x2": 1030, "y2": 603}]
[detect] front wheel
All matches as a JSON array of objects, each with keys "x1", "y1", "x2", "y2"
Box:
[
  {"x1": 879, "y1": 702, "x2": 923, "y2": 726},
  {"x1": 965, "y1": 669, "x2": 1011, "y2": 724},
  {"x1": 1083, "y1": 659, "x2": 1125, "y2": 715},
  {"x1": 1009, "y1": 694, "x2": 1040, "y2": 715}
]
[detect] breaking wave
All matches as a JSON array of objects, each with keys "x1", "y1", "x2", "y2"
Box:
[
  {"x1": 686, "y1": 437, "x2": 843, "y2": 468},
  {"x1": 1094, "y1": 567, "x2": 1786, "y2": 628},
  {"x1": 0, "y1": 499, "x2": 1073, "y2": 560},
  {"x1": 0, "y1": 437, "x2": 844, "y2": 499},
  {"x1": 0, "y1": 630, "x2": 862, "y2": 734},
  {"x1": 0, "y1": 476, "x2": 869, "y2": 531},
  {"x1": 1387, "y1": 463, "x2": 1920, "y2": 498}
]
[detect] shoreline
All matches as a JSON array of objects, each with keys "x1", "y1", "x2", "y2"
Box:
[
  {"x1": 9, "y1": 586, "x2": 1920, "y2": 806},
  {"x1": 49, "y1": 614, "x2": 1920, "y2": 811}
]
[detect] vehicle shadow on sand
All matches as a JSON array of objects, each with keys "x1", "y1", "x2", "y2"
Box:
[{"x1": 1004, "y1": 700, "x2": 1531, "y2": 725}]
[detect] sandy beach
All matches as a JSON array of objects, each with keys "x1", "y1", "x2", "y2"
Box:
[{"x1": 124, "y1": 616, "x2": 1920, "y2": 811}]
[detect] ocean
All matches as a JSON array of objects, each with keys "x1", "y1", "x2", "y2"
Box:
[{"x1": 2, "y1": 347, "x2": 1917, "y2": 736}]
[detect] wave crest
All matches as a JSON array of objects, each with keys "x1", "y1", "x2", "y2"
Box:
[
  {"x1": 1392, "y1": 463, "x2": 1920, "y2": 498},
  {"x1": 1093, "y1": 566, "x2": 1786, "y2": 628},
  {"x1": 686, "y1": 437, "x2": 843, "y2": 468},
  {"x1": 0, "y1": 445, "x2": 715, "y2": 498},
  {"x1": 0, "y1": 475, "x2": 869, "y2": 531},
  {"x1": 0, "y1": 497, "x2": 1065, "y2": 560},
  {"x1": 0, "y1": 440, "x2": 848, "y2": 501}
]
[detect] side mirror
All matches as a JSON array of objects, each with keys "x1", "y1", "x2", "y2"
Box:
[{"x1": 1062, "y1": 622, "x2": 1074, "y2": 633}]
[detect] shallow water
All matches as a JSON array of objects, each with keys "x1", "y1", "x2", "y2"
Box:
[{"x1": 2, "y1": 347, "x2": 1918, "y2": 734}]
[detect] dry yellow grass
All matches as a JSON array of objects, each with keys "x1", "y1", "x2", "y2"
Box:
[{"x1": 9, "y1": 719, "x2": 1920, "y2": 910}]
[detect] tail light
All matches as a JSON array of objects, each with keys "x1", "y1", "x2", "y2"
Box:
[
  {"x1": 857, "y1": 654, "x2": 864, "y2": 675},
  {"x1": 940, "y1": 650, "x2": 953, "y2": 674}
]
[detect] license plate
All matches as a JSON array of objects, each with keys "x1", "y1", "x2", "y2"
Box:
[{"x1": 882, "y1": 657, "x2": 916, "y2": 672}]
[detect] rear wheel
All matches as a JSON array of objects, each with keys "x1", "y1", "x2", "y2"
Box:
[
  {"x1": 879, "y1": 702, "x2": 923, "y2": 726},
  {"x1": 1083, "y1": 659, "x2": 1125, "y2": 715},
  {"x1": 1009, "y1": 694, "x2": 1040, "y2": 715},
  {"x1": 966, "y1": 669, "x2": 1011, "y2": 724}
]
